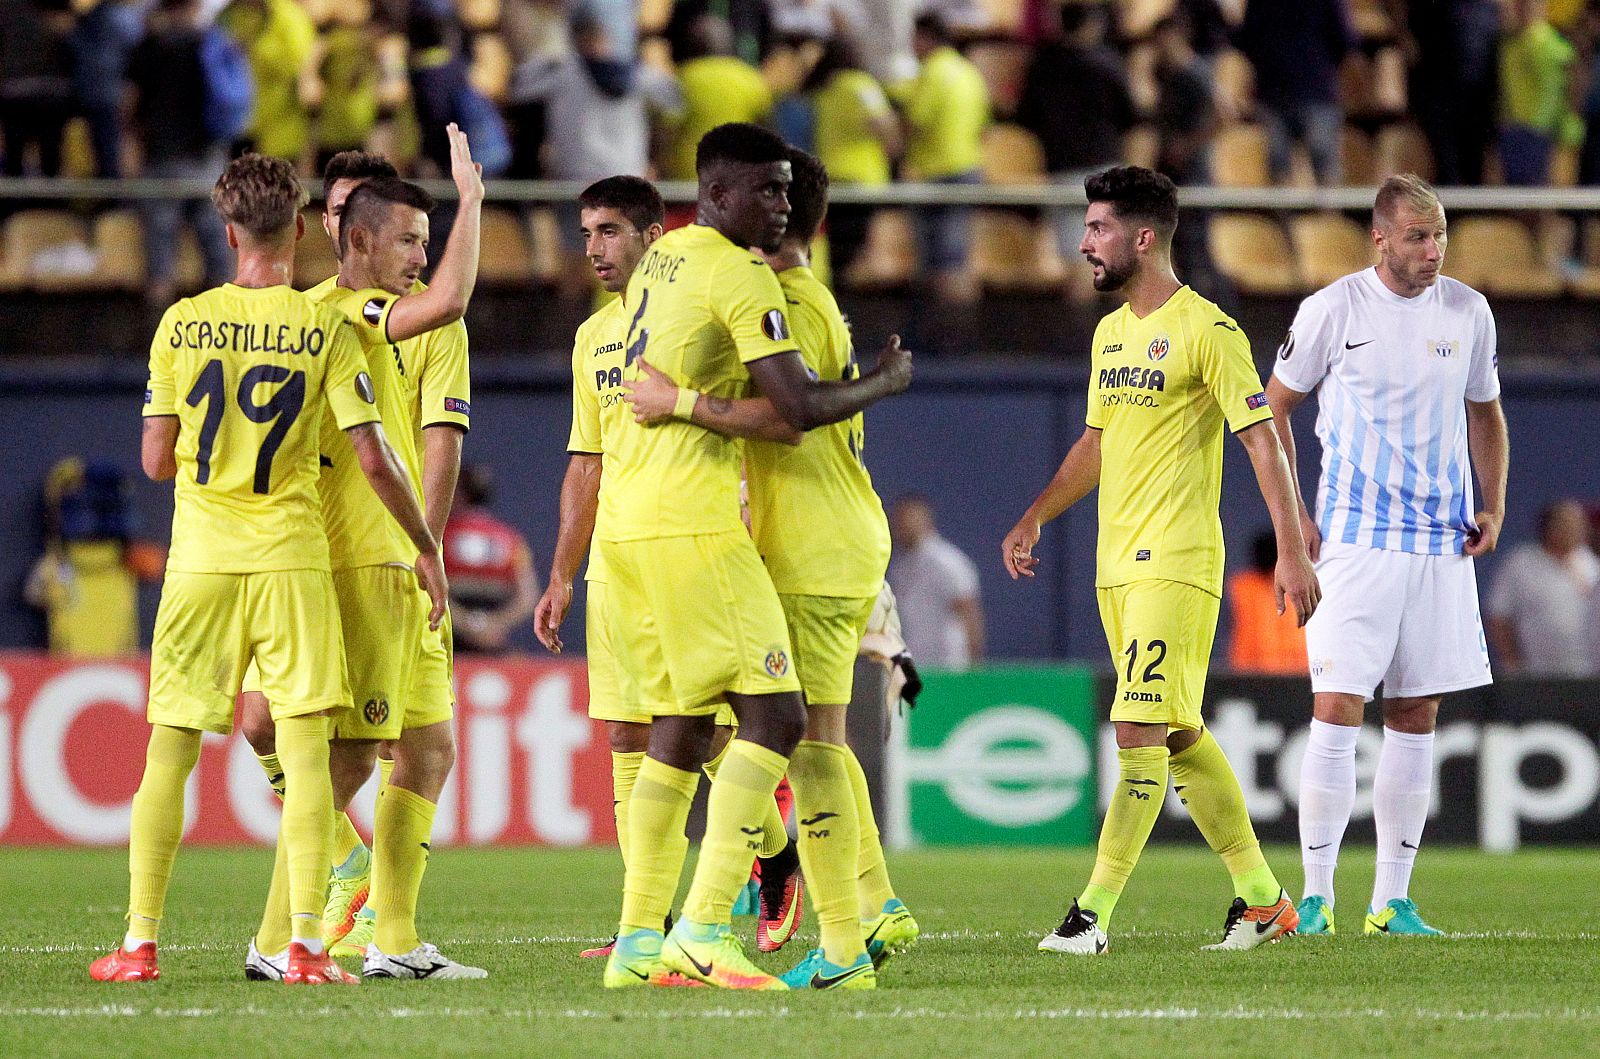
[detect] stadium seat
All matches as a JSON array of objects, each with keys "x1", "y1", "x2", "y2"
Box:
[
  {"x1": 1341, "y1": 125, "x2": 1375, "y2": 186},
  {"x1": 841, "y1": 209, "x2": 917, "y2": 290},
  {"x1": 1290, "y1": 212, "x2": 1375, "y2": 287},
  {"x1": 1212, "y1": 124, "x2": 1270, "y2": 188},
  {"x1": 1347, "y1": 0, "x2": 1396, "y2": 38},
  {"x1": 1444, "y1": 216, "x2": 1563, "y2": 297},
  {"x1": 1212, "y1": 49, "x2": 1254, "y2": 122},
  {"x1": 1373, "y1": 122, "x2": 1434, "y2": 181},
  {"x1": 966, "y1": 42, "x2": 1030, "y2": 114},
  {"x1": 1371, "y1": 47, "x2": 1408, "y2": 116},
  {"x1": 91, "y1": 211, "x2": 146, "y2": 291},
  {"x1": 1208, "y1": 213, "x2": 1302, "y2": 295},
  {"x1": 459, "y1": 0, "x2": 500, "y2": 31},
  {"x1": 0, "y1": 211, "x2": 97, "y2": 293},
  {"x1": 527, "y1": 207, "x2": 566, "y2": 285},
  {"x1": 640, "y1": 0, "x2": 673, "y2": 33},
  {"x1": 62, "y1": 118, "x2": 96, "y2": 180},
  {"x1": 479, "y1": 207, "x2": 536, "y2": 285},
  {"x1": 970, "y1": 209, "x2": 1065, "y2": 292},
  {"x1": 979, "y1": 0, "x2": 1026, "y2": 34},
  {"x1": 293, "y1": 209, "x2": 340, "y2": 290},
  {"x1": 982, "y1": 124, "x2": 1046, "y2": 184},
  {"x1": 470, "y1": 34, "x2": 513, "y2": 103},
  {"x1": 1119, "y1": 0, "x2": 1177, "y2": 39}
]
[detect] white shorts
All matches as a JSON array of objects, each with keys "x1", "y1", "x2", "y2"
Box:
[{"x1": 1304, "y1": 541, "x2": 1492, "y2": 701}]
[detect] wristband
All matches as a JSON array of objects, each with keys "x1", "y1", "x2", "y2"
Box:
[{"x1": 672, "y1": 387, "x2": 700, "y2": 421}]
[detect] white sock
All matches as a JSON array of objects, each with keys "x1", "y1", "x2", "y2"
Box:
[
  {"x1": 1371, "y1": 727, "x2": 1435, "y2": 910},
  {"x1": 1298, "y1": 719, "x2": 1360, "y2": 905},
  {"x1": 123, "y1": 915, "x2": 159, "y2": 951},
  {"x1": 291, "y1": 914, "x2": 324, "y2": 955}
]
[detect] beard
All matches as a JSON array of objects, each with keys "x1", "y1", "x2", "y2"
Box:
[{"x1": 1089, "y1": 255, "x2": 1134, "y2": 292}]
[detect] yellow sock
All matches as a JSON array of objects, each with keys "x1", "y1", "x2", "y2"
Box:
[
  {"x1": 332, "y1": 809, "x2": 366, "y2": 868},
  {"x1": 1080, "y1": 745, "x2": 1168, "y2": 930},
  {"x1": 682, "y1": 740, "x2": 788, "y2": 926},
  {"x1": 254, "y1": 831, "x2": 292, "y2": 955},
  {"x1": 611, "y1": 750, "x2": 645, "y2": 871},
  {"x1": 1169, "y1": 729, "x2": 1281, "y2": 906},
  {"x1": 843, "y1": 745, "x2": 895, "y2": 917},
  {"x1": 619, "y1": 757, "x2": 699, "y2": 934},
  {"x1": 275, "y1": 715, "x2": 333, "y2": 949},
  {"x1": 255, "y1": 752, "x2": 286, "y2": 800},
  {"x1": 371, "y1": 785, "x2": 438, "y2": 955},
  {"x1": 705, "y1": 740, "x2": 787, "y2": 860},
  {"x1": 126, "y1": 725, "x2": 202, "y2": 943},
  {"x1": 788, "y1": 741, "x2": 865, "y2": 965}
]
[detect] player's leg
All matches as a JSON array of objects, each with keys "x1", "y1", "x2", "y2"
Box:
[
  {"x1": 578, "y1": 719, "x2": 651, "y2": 958},
  {"x1": 1365, "y1": 695, "x2": 1443, "y2": 936},
  {"x1": 1039, "y1": 586, "x2": 1165, "y2": 955},
  {"x1": 1296, "y1": 542, "x2": 1404, "y2": 933},
  {"x1": 702, "y1": 716, "x2": 797, "y2": 939}
]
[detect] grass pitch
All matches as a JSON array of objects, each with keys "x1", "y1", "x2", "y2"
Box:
[{"x1": 3, "y1": 845, "x2": 1596, "y2": 1058}]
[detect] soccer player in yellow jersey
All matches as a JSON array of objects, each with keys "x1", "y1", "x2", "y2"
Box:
[
  {"x1": 1001, "y1": 166, "x2": 1320, "y2": 954},
  {"x1": 595, "y1": 122, "x2": 910, "y2": 991},
  {"x1": 531, "y1": 176, "x2": 802, "y2": 964},
  {"x1": 90, "y1": 155, "x2": 445, "y2": 986},
  {"x1": 244, "y1": 133, "x2": 486, "y2": 981},
  {"x1": 623, "y1": 148, "x2": 918, "y2": 989}
]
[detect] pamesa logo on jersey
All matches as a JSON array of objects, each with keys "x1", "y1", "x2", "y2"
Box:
[{"x1": 1147, "y1": 334, "x2": 1170, "y2": 361}]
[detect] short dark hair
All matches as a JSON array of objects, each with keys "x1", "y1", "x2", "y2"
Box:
[
  {"x1": 578, "y1": 175, "x2": 665, "y2": 235},
  {"x1": 696, "y1": 122, "x2": 790, "y2": 178},
  {"x1": 321, "y1": 150, "x2": 398, "y2": 203},
  {"x1": 212, "y1": 154, "x2": 307, "y2": 239},
  {"x1": 913, "y1": 12, "x2": 949, "y2": 41},
  {"x1": 1084, "y1": 165, "x2": 1179, "y2": 243},
  {"x1": 785, "y1": 148, "x2": 829, "y2": 243},
  {"x1": 339, "y1": 176, "x2": 436, "y2": 257}
]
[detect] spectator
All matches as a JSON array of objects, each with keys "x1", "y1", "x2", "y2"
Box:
[
  {"x1": 220, "y1": 0, "x2": 319, "y2": 163},
  {"x1": 313, "y1": 16, "x2": 382, "y2": 173},
  {"x1": 127, "y1": 0, "x2": 232, "y2": 305},
  {"x1": 444, "y1": 465, "x2": 540, "y2": 654},
  {"x1": 500, "y1": 0, "x2": 571, "y2": 178},
  {"x1": 1234, "y1": 0, "x2": 1353, "y2": 185},
  {"x1": 1016, "y1": 4, "x2": 1135, "y2": 262},
  {"x1": 401, "y1": 0, "x2": 472, "y2": 175},
  {"x1": 1486, "y1": 499, "x2": 1598, "y2": 676},
  {"x1": 1498, "y1": 0, "x2": 1578, "y2": 186},
  {"x1": 0, "y1": 0, "x2": 76, "y2": 179},
  {"x1": 900, "y1": 13, "x2": 989, "y2": 304},
  {"x1": 662, "y1": 14, "x2": 772, "y2": 181},
  {"x1": 68, "y1": 0, "x2": 148, "y2": 179},
  {"x1": 768, "y1": 0, "x2": 868, "y2": 42},
  {"x1": 887, "y1": 494, "x2": 984, "y2": 670},
  {"x1": 806, "y1": 37, "x2": 899, "y2": 278},
  {"x1": 1226, "y1": 531, "x2": 1308, "y2": 675},
  {"x1": 1403, "y1": 0, "x2": 1501, "y2": 186},
  {"x1": 1152, "y1": 13, "x2": 1229, "y2": 304}
]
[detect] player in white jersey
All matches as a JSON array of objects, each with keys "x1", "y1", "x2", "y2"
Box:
[{"x1": 1265, "y1": 175, "x2": 1509, "y2": 937}]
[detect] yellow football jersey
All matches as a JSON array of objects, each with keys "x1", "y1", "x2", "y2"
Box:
[
  {"x1": 566, "y1": 295, "x2": 631, "y2": 581},
  {"x1": 746, "y1": 266, "x2": 890, "y2": 597},
  {"x1": 599, "y1": 224, "x2": 798, "y2": 542},
  {"x1": 1086, "y1": 285, "x2": 1273, "y2": 596},
  {"x1": 145, "y1": 283, "x2": 379, "y2": 573},
  {"x1": 313, "y1": 284, "x2": 424, "y2": 570}
]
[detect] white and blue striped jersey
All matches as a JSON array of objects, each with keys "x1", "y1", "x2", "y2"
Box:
[{"x1": 1274, "y1": 267, "x2": 1500, "y2": 555}]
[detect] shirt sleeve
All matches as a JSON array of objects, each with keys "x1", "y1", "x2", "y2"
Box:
[
  {"x1": 1271, "y1": 290, "x2": 1337, "y2": 394},
  {"x1": 421, "y1": 320, "x2": 472, "y2": 431},
  {"x1": 1465, "y1": 298, "x2": 1501, "y2": 403},
  {"x1": 715, "y1": 253, "x2": 800, "y2": 365},
  {"x1": 144, "y1": 303, "x2": 181, "y2": 417},
  {"x1": 327, "y1": 286, "x2": 400, "y2": 347},
  {"x1": 566, "y1": 324, "x2": 602, "y2": 454},
  {"x1": 1196, "y1": 314, "x2": 1273, "y2": 433},
  {"x1": 321, "y1": 318, "x2": 382, "y2": 431}
]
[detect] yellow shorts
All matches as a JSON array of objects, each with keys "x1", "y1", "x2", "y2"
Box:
[
  {"x1": 779, "y1": 593, "x2": 875, "y2": 706},
  {"x1": 240, "y1": 565, "x2": 454, "y2": 740},
  {"x1": 599, "y1": 531, "x2": 800, "y2": 716},
  {"x1": 150, "y1": 569, "x2": 350, "y2": 735},
  {"x1": 1098, "y1": 579, "x2": 1220, "y2": 732},
  {"x1": 586, "y1": 579, "x2": 735, "y2": 725}
]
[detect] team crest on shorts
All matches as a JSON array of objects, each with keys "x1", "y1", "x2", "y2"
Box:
[
  {"x1": 1147, "y1": 335, "x2": 1170, "y2": 361},
  {"x1": 363, "y1": 698, "x2": 390, "y2": 725},
  {"x1": 764, "y1": 648, "x2": 789, "y2": 678}
]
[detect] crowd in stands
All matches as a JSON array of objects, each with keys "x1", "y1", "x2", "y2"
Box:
[{"x1": 6, "y1": 0, "x2": 1600, "y2": 303}]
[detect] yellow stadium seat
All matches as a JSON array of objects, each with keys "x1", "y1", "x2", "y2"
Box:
[
  {"x1": 1341, "y1": 125, "x2": 1375, "y2": 187},
  {"x1": 479, "y1": 206, "x2": 535, "y2": 285},
  {"x1": 1212, "y1": 49, "x2": 1254, "y2": 122},
  {"x1": 980, "y1": 0, "x2": 1025, "y2": 34},
  {"x1": 1208, "y1": 213, "x2": 1302, "y2": 295},
  {"x1": 640, "y1": 0, "x2": 673, "y2": 33},
  {"x1": 1290, "y1": 212, "x2": 1376, "y2": 288},
  {"x1": 470, "y1": 34, "x2": 512, "y2": 103},
  {"x1": 62, "y1": 118, "x2": 96, "y2": 179},
  {"x1": 459, "y1": 0, "x2": 500, "y2": 31},
  {"x1": 528, "y1": 207, "x2": 566, "y2": 285},
  {"x1": 91, "y1": 210, "x2": 146, "y2": 291},
  {"x1": 969, "y1": 209, "x2": 1065, "y2": 292},
  {"x1": 1119, "y1": 0, "x2": 1176, "y2": 39},
  {"x1": 1444, "y1": 216, "x2": 1563, "y2": 297},
  {"x1": 0, "y1": 210, "x2": 97, "y2": 292},
  {"x1": 1213, "y1": 124, "x2": 1270, "y2": 188},
  {"x1": 982, "y1": 124, "x2": 1046, "y2": 185},
  {"x1": 841, "y1": 209, "x2": 917, "y2": 290},
  {"x1": 1373, "y1": 122, "x2": 1434, "y2": 182}
]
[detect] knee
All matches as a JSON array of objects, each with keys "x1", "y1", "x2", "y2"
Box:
[
  {"x1": 328, "y1": 741, "x2": 379, "y2": 805},
  {"x1": 396, "y1": 726, "x2": 457, "y2": 785},
  {"x1": 606, "y1": 721, "x2": 651, "y2": 755},
  {"x1": 1382, "y1": 698, "x2": 1439, "y2": 734},
  {"x1": 742, "y1": 696, "x2": 806, "y2": 756},
  {"x1": 238, "y1": 692, "x2": 275, "y2": 755}
]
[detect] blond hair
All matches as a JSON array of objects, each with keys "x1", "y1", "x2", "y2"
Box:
[
  {"x1": 1372, "y1": 173, "x2": 1442, "y2": 231},
  {"x1": 211, "y1": 154, "x2": 309, "y2": 240}
]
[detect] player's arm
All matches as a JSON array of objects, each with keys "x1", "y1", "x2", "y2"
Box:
[
  {"x1": 346, "y1": 420, "x2": 448, "y2": 628},
  {"x1": 1002, "y1": 426, "x2": 1101, "y2": 579},
  {"x1": 141, "y1": 417, "x2": 179, "y2": 481},
  {"x1": 1265, "y1": 375, "x2": 1320, "y2": 560},
  {"x1": 1235, "y1": 420, "x2": 1320, "y2": 626},
  {"x1": 534, "y1": 453, "x2": 601, "y2": 652},
  {"x1": 383, "y1": 124, "x2": 484, "y2": 343},
  {"x1": 1464, "y1": 397, "x2": 1508, "y2": 557},
  {"x1": 745, "y1": 335, "x2": 913, "y2": 431},
  {"x1": 422, "y1": 425, "x2": 464, "y2": 542},
  {"x1": 622, "y1": 357, "x2": 802, "y2": 444}
]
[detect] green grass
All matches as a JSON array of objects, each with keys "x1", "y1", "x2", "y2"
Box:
[{"x1": 4, "y1": 845, "x2": 1597, "y2": 1058}]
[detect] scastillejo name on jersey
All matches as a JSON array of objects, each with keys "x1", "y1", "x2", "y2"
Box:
[{"x1": 169, "y1": 319, "x2": 330, "y2": 356}]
